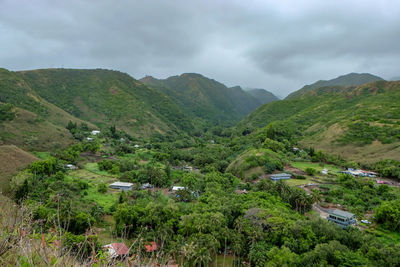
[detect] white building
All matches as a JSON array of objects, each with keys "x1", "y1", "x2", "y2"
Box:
[
  {"x1": 91, "y1": 130, "x2": 101, "y2": 135},
  {"x1": 109, "y1": 182, "x2": 133, "y2": 191},
  {"x1": 172, "y1": 186, "x2": 186, "y2": 191}
]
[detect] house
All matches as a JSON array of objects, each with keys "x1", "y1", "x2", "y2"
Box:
[
  {"x1": 235, "y1": 189, "x2": 248, "y2": 195},
  {"x1": 109, "y1": 182, "x2": 133, "y2": 191},
  {"x1": 144, "y1": 241, "x2": 158, "y2": 253},
  {"x1": 183, "y1": 165, "x2": 193, "y2": 171},
  {"x1": 141, "y1": 183, "x2": 153, "y2": 189},
  {"x1": 134, "y1": 144, "x2": 140, "y2": 148},
  {"x1": 172, "y1": 186, "x2": 186, "y2": 191},
  {"x1": 270, "y1": 173, "x2": 292, "y2": 181},
  {"x1": 321, "y1": 169, "x2": 328, "y2": 175},
  {"x1": 327, "y1": 209, "x2": 357, "y2": 229},
  {"x1": 340, "y1": 168, "x2": 377, "y2": 178},
  {"x1": 104, "y1": 243, "x2": 129, "y2": 258},
  {"x1": 86, "y1": 137, "x2": 94, "y2": 141},
  {"x1": 65, "y1": 164, "x2": 78, "y2": 170},
  {"x1": 377, "y1": 180, "x2": 392, "y2": 185},
  {"x1": 91, "y1": 130, "x2": 100, "y2": 135}
]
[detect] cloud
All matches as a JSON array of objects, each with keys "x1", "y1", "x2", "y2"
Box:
[{"x1": 0, "y1": 0, "x2": 399, "y2": 96}]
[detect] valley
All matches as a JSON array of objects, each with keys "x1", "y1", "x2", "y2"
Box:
[{"x1": 1, "y1": 69, "x2": 400, "y2": 266}]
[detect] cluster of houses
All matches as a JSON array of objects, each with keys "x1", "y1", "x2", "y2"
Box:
[
  {"x1": 340, "y1": 168, "x2": 377, "y2": 178},
  {"x1": 109, "y1": 181, "x2": 191, "y2": 193}
]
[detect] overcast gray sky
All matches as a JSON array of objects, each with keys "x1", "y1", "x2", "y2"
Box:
[{"x1": 1, "y1": 0, "x2": 399, "y2": 96}]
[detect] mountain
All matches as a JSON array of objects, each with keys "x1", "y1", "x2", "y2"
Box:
[
  {"x1": 246, "y1": 88, "x2": 280, "y2": 104},
  {"x1": 286, "y1": 73, "x2": 384, "y2": 99},
  {"x1": 0, "y1": 68, "x2": 92, "y2": 150},
  {"x1": 390, "y1": 76, "x2": 400, "y2": 81},
  {"x1": 18, "y1": 69, "x2": 194, "y2": 136},
  {"x1": 240, "y1": 80, "x2": 400, "y2": 163},
  {"x1": 141, "y1": 73, "x2": 268, "y2": 125}
]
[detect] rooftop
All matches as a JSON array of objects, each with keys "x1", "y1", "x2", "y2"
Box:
[
  {"x1": 330, "y1": 209, "x2": 355, "y2": 219},
  {"x1": 110, "y1": 182, "x2": 133, "y2": 187},
  {"x1": 145, "y1": 241, "x2": 157, "y2": 252},
  {"x1": 271, "y1": 173, "x2": 292, "y2": 177}
]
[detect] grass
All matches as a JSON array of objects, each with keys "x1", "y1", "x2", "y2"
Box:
[
  {"x1": 210, "y1": 255, "x2": 237, "y2": 267},
  {"x1": 84, "y1": 162, "x2": 116, "y2": 177},
  {"x1": 68, "y1": 166, "x2": 119, "y2": 212},
  {"x1": 32, "y1": 151, "x2": 52, "y2": 160},
  {"x1": 291, "y1": 161, "x2": 342, "y2": 173},
  {"x1": 286, "y1": 177, "x2": 314, "y2": 186},
  {"x1": 0, "y1": 145, "x2": 38, "y2": 192}
]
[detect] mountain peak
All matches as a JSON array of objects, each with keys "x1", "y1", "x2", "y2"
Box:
[{"x1": 286, "y1": 72, "x2": 384, "y2": 99}]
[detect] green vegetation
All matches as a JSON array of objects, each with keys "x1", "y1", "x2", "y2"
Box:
[
  {"x1": 2, "y1": 69, "x2": 400, "y2": 266},
  {"x1": 240, "y1": 80, "x2": 400, "y2": 163},
  {"x1": 141, "y1": 73, "x2": 278, "y2": 126}
]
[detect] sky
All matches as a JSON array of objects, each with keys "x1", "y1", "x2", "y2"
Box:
[{"x1": 1, "y1": 0, "x2": 400, "y2": 97}]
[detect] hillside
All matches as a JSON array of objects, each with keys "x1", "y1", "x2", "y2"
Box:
[
  {"x1": 240, "y1": 80, "x2": 400, "y2": 163},
  {"x1": 286, "y1": 73, "x2": 384, "y2": 99},
  {"x1": 247, "y1": 88, "x2": 280, "y2": 104},
  {"x1": 18, "y1": 69, "x2": 194, "y2": 136},
  {"x1": 141, "y1": 73, "x2": 267, "y2": 125},
  {"x1": 0, "y1": 145, "x2": 38, "y2": 192},
  {"x1": 0, "y1": 68, "x2": 97, "y2": 150}
]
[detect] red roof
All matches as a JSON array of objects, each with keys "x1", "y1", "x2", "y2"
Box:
[
  {"x1": 145, "y1": 241, "x2": 158, "y2": 252},
  {"x1": 112, "y1": 243, "x2": 129, "y2": 255}
]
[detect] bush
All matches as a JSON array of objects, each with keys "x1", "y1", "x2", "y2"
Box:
[
  {"x1": 305, "y1": 167, "x2": 317, "y2": 176},
  {"x1": 98, "y1": 183, "x2": 108, "y2": 193}
]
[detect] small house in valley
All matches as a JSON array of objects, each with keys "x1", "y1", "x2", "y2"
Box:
[
  {"x1": 91, "y1": 130, "x2": 101, "y2": 135},
  {"x1": 104, "y1": 243, "x2": 129, "y2": 258},
  {"x1": 141, "y1": 183, "x2": 153, "y2": 189},
  {"x1": 270, "y1": 173, "x2": 292, "y2": 181},
  {"x1": 172, "y1": 186, "x2": 186, "y2": 191},
  {"x1": 144, "y1": 241, "x2": 158, "y2": 253},
  {"x1": 327, "y1": 209, "x2": 357, "y2": 229},
  {"x1": 65, "y1": 164, "x2": 78, "y2": 170},
  {"x1": 109, "y1": 182, "x2": 133, "y2": 191}
]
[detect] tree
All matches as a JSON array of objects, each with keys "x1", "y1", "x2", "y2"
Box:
[{"x1": 98, "y1": 183, "x2": 108, "y2": 194}]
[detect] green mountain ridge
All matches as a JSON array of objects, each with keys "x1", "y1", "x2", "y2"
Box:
[
  {"x1": 286, "y1": 72, "x2": 384, "y2": 99},
  {"x1": 140, "y1": 73, "x2": 276, "y2": 125},
  {"x1": 241, "y1": 80, "x2": 400, "y2": 163},
  {"x1": 18, "y1": 68, "x2": 195, "y2": 136},
  {"x1": 246, "y1": 88, "x2": 280, "y2": 104}
]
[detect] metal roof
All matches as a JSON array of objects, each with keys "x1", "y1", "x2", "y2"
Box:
[
  {"x1": 271, "y1": 173, "x2": 292, "y2": 177},
  {"x1": 110, "y1": 182, "x2": 133, "y2": 187},
  {"x1": 330, "y1": 209, "x2": 355, "y2": 219}
]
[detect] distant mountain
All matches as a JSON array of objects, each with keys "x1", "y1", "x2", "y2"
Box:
[
  {"x1": 286, "y1": 73, "x2": 384, "y2": 99},
  {"x1": 141, "y1": 73, "x2": 268, "y2": 125},
  {"x1": 240, "y1": 80, "x2": 400, "y2": 163},
  {"x1": 390, "y1": 76, "x2": 400, "y2": 81},
  {"x1": 246, "y1": 88, "x2": 279, "y2": 105}
]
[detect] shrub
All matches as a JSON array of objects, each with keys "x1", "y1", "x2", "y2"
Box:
[
  {"x1": 98, "y1": 183, "x2": 108, "y2": 193},
  {"x1": 305, "y1": 167, "x2": 317, "y2": 176}
]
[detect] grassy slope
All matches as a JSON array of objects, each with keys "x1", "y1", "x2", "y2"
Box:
[
  {"x1": 0, "y1": 145, "x2": 38, "y2": 192},
  {"x1": 0, "y1": 68, "x2": 99, "y2": 150},
  {"x1": 19, "y1": 69, "x2": 194, "y2": 136},
  {"x1": 240, "y1": 81, "x2": 400, "y2": 163}
]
